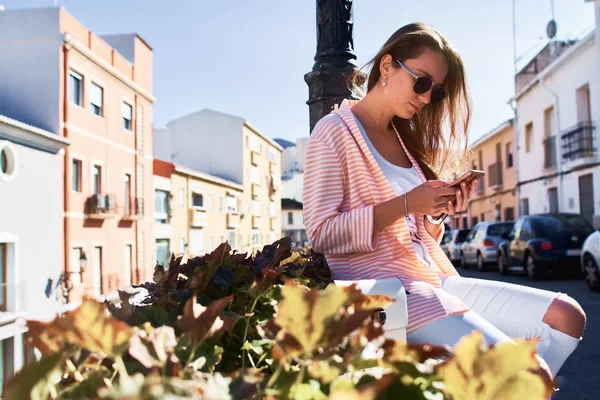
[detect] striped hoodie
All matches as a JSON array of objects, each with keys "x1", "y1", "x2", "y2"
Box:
[{"x1": 303, "y1": 99, "x2": 469, "y2": 333}]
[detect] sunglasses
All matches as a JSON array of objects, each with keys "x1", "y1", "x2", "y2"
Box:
[{"x1": 395, "y1": 59, "x2": 446, "y2": 103}]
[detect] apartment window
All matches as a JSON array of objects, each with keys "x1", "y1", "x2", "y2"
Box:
[
  {"x1": 0, "y1": 337, "x2": 14, "y2": 389},
  {"x1": 192, "y1": 192, "x2": 204, "y2": 208},
  {"x1": 70, "y1": 247, "x2": 84, "y2": 284},
  {"x1": 480, "y1": 213, "x2": 485, "y2": 222},
  {"x1": 252, "y1": 231, "x2": 260, "y2": 246},
  {"x1": 521, "y1": 198, "x2": 530, "y2": 216},
  {"x1": 122, "y1": 102, "x2": 133, "y2": 130},
  {"x1": 525, "y1": 122, "x2": 533, "y2": 153},
  {"x1": 504, "y1": 207, "x2": 515, "y2": 221},
  {"x1": 154, "y1": 190, "x2": 169, "y2": 223},
  {"x1": 226, "y1": 194, "x2": 237, "y2": 212},
  {"x1": 544, "y1": 106, "x2": 555, "y2": 138},
  {"x1": 90, "y1": 83, "x2": 104, "y2": 116},
  {"x1": 72, "y1": 159, "x2": 82, "y2": 192},
  {"x1": 155, "y1": 239, "x2": 170, "y2": 268},
  {"x1": 471, "y1": 217, "x2": 479, "y2": 227},
  {"x1": 125, "y1": 174, "x2": 132, "y2": 215},
  {"x1": 506, "y1": 142, "x2": 513, "y2": 168},
  {"x1": 69, "y1": 70, "x2": 83, "y2": 106},
  {"x1": 179, "y1": 188, "x2": 185, "y2": 208},
  {"x1": 288, "y1": 212, "x2": 293, "y2": 225},
  {"x1": 0, "y1": 243, "x2": 6, "y2": 311},
  {"x1": 250, "y1": 167, "x2": 261, "y2": 185},
  {"x1": 93, "y1": 246, "x2": 103, "y2": 296},
  {"x1": 124, "y1": 244, "x2": 133, "y2": 287},
  {"x1": 268, "y1": 149, "x2": 276, "y2": 162},
  {"x1": 228, "y1": 230, "x2": 237, "y2": 248},
  {"x1": 92, "y1": 165, "x2": 102, "y2": 194},
  {"x1": 576, "y1": 83, "x2": 592, "y2": 123},
  {"x1": 219, "y1": 196, "x2": 224, "y2": 211},
  {"x1": 252, "y1": 200, "x2": 261, "y2": 216},
  {"x1": 462, "y1": 216, "x2": 468, "y2": 228}
]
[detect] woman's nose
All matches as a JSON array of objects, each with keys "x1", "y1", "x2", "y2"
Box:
[{"x1": 417, "y1": 90, "x2": 432, "y2": 105}]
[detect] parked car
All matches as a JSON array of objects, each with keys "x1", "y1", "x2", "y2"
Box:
[
  {"x1": 497, "y1": 213, "x2": 594, "y2": 280},
  {"x1": 581, "y1": 229, "x2": 600, "y2": 291},
  {"x1": 460, "y1": 221, "x2": 514, "y2": 271},
  {"x1": 440, "y1": 229, "x2": 470, "y2": 265}
]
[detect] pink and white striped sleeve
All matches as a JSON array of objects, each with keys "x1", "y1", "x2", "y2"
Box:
[{"x1": 303, "y1": 138, "x2": 380, "y2": 254}]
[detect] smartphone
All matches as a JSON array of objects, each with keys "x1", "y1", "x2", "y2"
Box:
[{"x1": 449, "y1": 170, "x2": 485, "y2": 188}]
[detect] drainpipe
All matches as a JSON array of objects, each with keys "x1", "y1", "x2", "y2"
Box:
[
  {"x1": 62, "y1": 43, "x2": 71, "y2": 298},
  {"x1": 538, "y1": 76, "x2": 563, "y2": 212},
  {"x1": 133, "y1": 94, "x2": 139, "y2": 284},
  {"x1": 508, "y1": 100, "x2": 521, "y2": 216}
]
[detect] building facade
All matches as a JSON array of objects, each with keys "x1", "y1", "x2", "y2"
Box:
[
  {"x1": 0, "y1": 7, "x2": 155, "y2": 301},
  {"x1": 514, "y1": 32, "x2": 598, "y2": 224},
  {"x1": 281, "y1": 199, "x2": 308, "y2": 251},
  {"x1": 462, "y1": 119, "x2": 517, "y2": 228},
  {"x1": 154, "y1": 109, "x2": 282, "y2": 254},
  {"x1": 0, "y1": 115, "x2": 69, "y2": 389}
]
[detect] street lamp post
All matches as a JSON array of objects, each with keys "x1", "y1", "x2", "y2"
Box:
[{"x1": 305, "y1": 0, "x2": 363, "y2": 133}]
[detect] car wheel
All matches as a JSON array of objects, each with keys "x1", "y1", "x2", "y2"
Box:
[
  {"x1": 584, "y1": 256, "x2": 600, "y2": 292},
  {"x1": 460, "y1": 252, "x2": 468, "y2": 269},
  {"x1": 476, "y1": 253, "x2": 486, "y2": 272},
  {"x1": 498, "y1": 252, "x2": 508, "y2": 275},
  {"x1": 526, "y1": 253, "x2": 543, "y2": 280}
]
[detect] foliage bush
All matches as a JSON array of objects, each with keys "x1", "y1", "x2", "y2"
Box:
[{"x1": 6, "y1": 237, "x2": 554, "y2": 399}]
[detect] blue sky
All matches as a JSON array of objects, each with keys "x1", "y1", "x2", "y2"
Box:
[{"x1": 3, "y1": 0, "x2": 595, "y2": 143}]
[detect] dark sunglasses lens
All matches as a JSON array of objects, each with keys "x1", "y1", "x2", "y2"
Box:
[
  {"x1": 431, "y1": 86, "x2": 446, "y2": 103},
  {"x1": 413, "y1": 77, "x2": 433, "y2": 94}
]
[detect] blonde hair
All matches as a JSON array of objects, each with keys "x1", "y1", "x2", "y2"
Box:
[{"x1": 349, "y1": 23, "x2": 472, "y2": 179}]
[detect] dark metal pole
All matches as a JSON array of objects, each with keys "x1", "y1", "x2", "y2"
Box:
[{"x1": 305, "y1": 0, "x2": 363, "y2": 133}]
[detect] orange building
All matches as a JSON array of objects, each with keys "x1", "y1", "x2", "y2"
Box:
[{"x1": 0, "y1": 7, "x2": 155, "y2": 302}]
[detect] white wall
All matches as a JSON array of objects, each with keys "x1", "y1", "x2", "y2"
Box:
[
  {"x1": 0, "y1": 8, "x2": 61, "y2": 133},
  {"x1": 281, "y1": 146, "x2": 295, "y2": 175},
  {"x1": 516, "y1": 37, "x2": 597, "y2": 214},
  {"x1": 282, "y1": 209, "x2": 304, "y2": 231},
  {"x1": 296, "y1": 137, "x2": 309, "y2": 172},
  {"x1": 152, "y1": 128, "x2": 172, "y2": 162},
  {"x1": 166, "y1": 110, "x2": 245, "y2": 185},
  {"x1": 282, "y1": 172, "x2": 304, "y2": 202}
]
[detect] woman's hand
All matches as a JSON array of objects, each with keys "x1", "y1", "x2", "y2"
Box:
[
  {"x1": 406, "y1": 180, "x2": 458, "y2": 216},
  {"x1": 446, "y1": 179, "x2": 478, "y2": 215}
]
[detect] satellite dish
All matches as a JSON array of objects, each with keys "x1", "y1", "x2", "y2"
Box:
[{"x1": 547, "y1": 20, "x2": 557, "y2": 39}]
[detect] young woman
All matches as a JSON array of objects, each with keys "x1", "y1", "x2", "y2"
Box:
[{"x1": 303, "y1": 23, "x2": 585, "y2": 380}]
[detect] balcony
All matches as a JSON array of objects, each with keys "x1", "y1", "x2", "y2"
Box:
[
  {"x1": 227, "y1": 212, "x2": 240, "y2": 228},
  {"x1": 270, "y1": 217, "x2": 277, "y2": 231},
  {"x1": 487, "y1": 161, "x2": 503, "y2": 190},
  {"x1": 543, "y1": 136, "x2": 557, "y2": 168},
  {"x1": 121, "y1": 197, "x2": 143, "y2": 221},
  {"x1": 251, "y1": 183, "x2": 261, "y2": 198},
  {"x1": 561, "y1": 121, "x2": 597, "y2": 169},
  {"x1": 85, "y1": 194, "x2": 118, "y2": 219},
  {"x1": 269, "y1": 160, "x2": 277, "y2": 174},
  {"x1": 252, "y1": 215, "x2": 260, "y2": 228},
  {"x1": 190, "y1": 207, "x2": 208, "y2": 228},
  {"x1": 251, "y1": 150, "x2": 260, "y2": 166}
]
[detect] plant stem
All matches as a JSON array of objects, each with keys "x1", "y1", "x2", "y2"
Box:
[
  {"x1": 295, "y1": 363, "x2": 306, "y2": 386},
  {"x1": 266, "y1": 362, "x2": 283, "y2": 388},
  {"x1": 246, "y1": 351, "x2": 256, "y2": 369},
  {"x1": 115, "y1": 355, "x2": 129, "y2": 379},
  {"x1": 241, "y1": 295, "x2": 262, "y2": 369}
]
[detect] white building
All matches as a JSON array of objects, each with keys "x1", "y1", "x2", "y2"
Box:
[{"x1": 514, "y1": 28, "x2": 599, "y2": 224}]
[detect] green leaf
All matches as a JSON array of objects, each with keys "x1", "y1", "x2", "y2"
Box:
[
  {"x1": 130, "y1": 303, "x2": 169, "y2": 327},
  {"x1": 4, "y1": 352, "x2": 64, "y2": 400},
  {"x1": 289, "y1": 380, "x2": 327, "y2": 400}
]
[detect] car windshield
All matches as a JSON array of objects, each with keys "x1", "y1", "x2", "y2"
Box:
[
  {"x1": 487, "y1": 223, "x2": 513, "y2": 236},
  {"x1": 558, "y1": 214, "x2": 594, "y2": 237},
  {"x1": 456, "y1": 230, "x2": 469, "y2": 242},
  {"x1": 532, "y1": 217, "x2": 566, "y2": 237}
]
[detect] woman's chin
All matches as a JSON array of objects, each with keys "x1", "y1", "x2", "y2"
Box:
[{"x1": 397, "y1": 109, "x2": 416, "y2": 119}]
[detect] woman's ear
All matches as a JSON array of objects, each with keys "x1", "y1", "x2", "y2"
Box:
[{"x1": 379, "y1": 54, "x2": 394, "y2": 82}]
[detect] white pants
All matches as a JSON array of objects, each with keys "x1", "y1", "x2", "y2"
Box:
[{"x1": 407, "y1": 274, "x2": 581, "y2": 377}]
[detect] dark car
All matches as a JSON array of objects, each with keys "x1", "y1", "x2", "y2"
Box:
[{"x1": 497, "y1": 213, "x2": 594, "y2": 280}]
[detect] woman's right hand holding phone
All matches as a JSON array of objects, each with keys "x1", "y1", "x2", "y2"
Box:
[{"x1": 405, "y1": 180, "x2": 458, "y2": 217}]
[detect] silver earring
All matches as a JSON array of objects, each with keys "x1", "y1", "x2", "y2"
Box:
[{"x1": 382, "y1": 81, "x2": 387, "y2": 87}]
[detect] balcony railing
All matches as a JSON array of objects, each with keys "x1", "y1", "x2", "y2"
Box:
[
  {"x1": 543, "y1": 136, "x2": 557, "y2": 168},
  {"x1": 85, "y1": 194, "x2": 117, "y2": 219},
  {"x1": 122, "y1": 197, "x2": 143, "y2": 220},
  {"x1": 190, "y1": 207, "x2": 208, "y2": 228},
  {"x1": 488, "y1": 161, "x2": 503, "y2": 189},
  {"x1": 561, "y1": 121, "x2": 596, "y2": 162}
]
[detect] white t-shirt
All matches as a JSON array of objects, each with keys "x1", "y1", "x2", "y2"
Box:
[{"x1": 355, "y1": 118, "x2": 435, "y2": 268}]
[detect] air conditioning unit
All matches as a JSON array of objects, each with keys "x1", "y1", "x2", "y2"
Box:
[
  {"x1": 94, "y1": 194, "x2": 107, "y2": 210},
  {"x1": 107, "y1": 195, "x2": 116, "y2": 211}
]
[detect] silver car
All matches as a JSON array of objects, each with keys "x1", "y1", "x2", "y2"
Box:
[
  {"x1": 440, "y1": 229, "x2": 470, "y2": 265},
  {"x1": 460, "y1": 221, "x2": 514, "y2": 271}
]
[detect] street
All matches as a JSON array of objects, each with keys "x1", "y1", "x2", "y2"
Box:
[{"x1": 459, "y1": 268, "x2": 599, "y2": 400}]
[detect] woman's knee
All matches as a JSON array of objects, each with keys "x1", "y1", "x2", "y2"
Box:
[{"x1": 542, "y1": 295, "x2": 586, "y2": 338}]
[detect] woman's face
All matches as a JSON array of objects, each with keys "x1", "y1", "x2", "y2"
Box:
[{"x1": 381, "y1": 47, "x2": 449, "y2": 119}]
